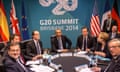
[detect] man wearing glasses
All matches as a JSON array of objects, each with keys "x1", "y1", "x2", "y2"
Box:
[{"x1": 92, "y1": 38, "x2": 120, "y2": 72}]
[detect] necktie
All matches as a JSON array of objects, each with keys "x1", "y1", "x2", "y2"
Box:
[
  {"x1": 107, "y1": 19, "x2": 111, "y2": 31},
  {"x1": 82, "y1": 37, "x2": 87, "y2": 51},
  {"x1": 58, "y1": 37, "x2": 63, "y2": 49},
  {"x1": 111, "y1": 33, "x2": 115, "y2": 39},
  {"x1": 36, "y1": 41, "x2": 41, "y2": 54},
  {"x1": 20, "y1": 55, "x2": 25, "y2": 64},
  {"x1": 17, "y1": 58, "x2": 28, "y2": 72}
]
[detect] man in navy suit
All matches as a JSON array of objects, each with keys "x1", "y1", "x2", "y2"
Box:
[
  {"x1": 3, "y1": 43, "x2": 33, "y2": 72},
  {"x1": 76, "y1": 27, "x2": 93, "y2": 51},
  {"x1": 51, "y1": 29, "x2": 72, "y2": 53},
  {"x1": 92, "y1": 38, "x2": 120, "y2": 72},
  {"x1": 26, "y1": 30, "x2": 43, "y2": 61}
]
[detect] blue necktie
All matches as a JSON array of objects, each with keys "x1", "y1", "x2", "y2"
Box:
[{"x1": 58, "y1": 38, "x2": 63, "y2": 49}]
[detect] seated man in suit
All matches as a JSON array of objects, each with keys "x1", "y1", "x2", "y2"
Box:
[
  {"x1": 51, "y1": 29, "x2": 72, "y2": 53},
  {"x1": 92, "y1": 38, "x2": 120, "y2": 72},
  {"x1": 3, "y1": 43, "x2": 33, "y2": 72},
  {"x1": 26, "y1": 30, "x2": 43, "y2": 61},
  {"x1": 109, "y1": 25, "x2": 120, "y2": 40},
  {"x1": 76, "y1": 27, "x2": 93, "y2": 51}
]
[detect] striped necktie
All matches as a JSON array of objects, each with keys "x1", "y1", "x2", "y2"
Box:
[{"x1": 36, "y1": 41, "x2": 41, "y2": 54}]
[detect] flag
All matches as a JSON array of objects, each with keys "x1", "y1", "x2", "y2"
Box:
[
  {"x1": 21, "y1": 0, "x2": 29, "y2": 40},
  {"x1": 101, "y1": 0, "x2": 111, "y2": 31},
  {"x1": 10, "y1": 0, "x2": 21, "y2": 36},
  {"x1": 90, "y1": 0, "x2": 100, "y2": 37},
  {"x1": 0, "y1": 0, "x2": 10, "y2": 42},
  {"x1": 111, "y1": 0, "x2": 120, "y2": 32}
]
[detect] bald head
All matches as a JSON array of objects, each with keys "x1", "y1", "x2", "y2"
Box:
[{"x1": 55, "y1": 29, "x2": 62, "y2": 37}]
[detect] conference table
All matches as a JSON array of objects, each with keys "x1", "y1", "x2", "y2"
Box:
[
  {"x1": 51, "y1": 52, "x2": 90, "y2": 72},
  {"x1": 27, "y1": 51, "x2": 110, "y2": 72}
]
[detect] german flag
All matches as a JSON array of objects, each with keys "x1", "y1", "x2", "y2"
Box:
[{"x1": 111, "y1": 0, "x2": 120, "y2": 32}]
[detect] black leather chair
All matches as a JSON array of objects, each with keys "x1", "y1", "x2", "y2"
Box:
[
  {"x1": 50, "y1": 35, "x2": 56, "y2": 53},
  {"x1": 0, "y1": 42, "x2": 6, "y2": 56},
  {"x1": 20, "y1": 39, "x2": 32, "y2": 61}
]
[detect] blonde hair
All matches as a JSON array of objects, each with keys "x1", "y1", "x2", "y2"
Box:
[{"x1": 99, "y1": 32, "x2": 109, "y2": 41}]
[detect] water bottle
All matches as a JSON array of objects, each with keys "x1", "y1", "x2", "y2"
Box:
[
  {"x1": 94, "y1": 55, "x2": 98, "y2": 66},
  {"x1": 89, "y1": 55, "x2": 96, "y2": 67},
  {"x1": 48, "y1": 56, "x2": 52, "y2": 65},
  {"x1": 57, "y1": 65, "x2": 63, "y2": 72}
]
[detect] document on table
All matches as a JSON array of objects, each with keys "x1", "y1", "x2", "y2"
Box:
[
  {"x1": 77, "y1": 51, "x2": 87, "y2": 55},
  {"x1": 30, "y1": 64, "x2": 55, "y2": 72},
  {"x1": 75, "y1": 64, "x2": 93, "y2": 72},
  {"x1": 26, "y1": 59, "x2": 43, "y2": 65},
  {"x1": 60, "y1": 52, "x2": 73, "y2": 57}
]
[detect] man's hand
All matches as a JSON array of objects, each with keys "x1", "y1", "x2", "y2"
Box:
[
  {"x1": 32, "y1": 55, "x2": 43, "y2": 61},
  {"x1": 91, "y1": 67, "x2": 101, "y2": 72}
]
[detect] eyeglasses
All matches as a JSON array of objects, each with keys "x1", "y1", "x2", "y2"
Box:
[{"x1": 109, "y1": 46, "x2": 120, "y2": 49}]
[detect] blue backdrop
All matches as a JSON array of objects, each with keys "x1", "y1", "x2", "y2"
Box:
[{"x1": 3, "y1": 0, "x2": 120, "y2": 48}]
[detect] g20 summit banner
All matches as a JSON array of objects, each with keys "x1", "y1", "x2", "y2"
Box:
[
  {"x1": 25, "y1": 0, "x2": 94, "y2": 48},
  {"x1": 39, "y1": 0, "x2": 79, "y2": 31}
]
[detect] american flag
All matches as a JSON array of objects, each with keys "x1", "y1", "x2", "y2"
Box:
[
  {"x1": 90, "y1": 0, "x2": 100, "y2": 37},
  {"x1": 10, "y1": 0, "x2": 21, "y2": 36}
]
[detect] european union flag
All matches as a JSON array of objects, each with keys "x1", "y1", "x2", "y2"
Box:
[{"x1": 21, "y1": 0, "x2": 29, "y2": 40}]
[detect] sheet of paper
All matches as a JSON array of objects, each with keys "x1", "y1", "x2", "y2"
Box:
[
  {"x1": 26, "y1": 59, "x2": 42, "y2": 65},
  {"x1": 77, "y1": 51, "x2": 87, "y2": 55},
  {"x1": 30, "y1": 64, "x2": 55, "y2": 72},
  {"x1": 60, "y1": 53, "x2": 73, "y2": 57}
]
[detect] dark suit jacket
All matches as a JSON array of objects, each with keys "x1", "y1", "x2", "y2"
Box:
[
  {"x1": 3, "y1": 55, "x2": 32, "y2": 72},
  {"x1": 26, "y1": 40, "x2": 43, "y2": 60},
  {"x1": 51, "y1": 35, "x2": 72, "y2": 52},
  {"x1": 102, "y1": 19, "x2": 117, "y2": 33},
  {"x1": 104, "y1": 55, "x2": 120, "y2": 72},
  {"x1": 94, "y1": 42, "x2": 112, "y2": 59},
  {"x1": 109, "y1": 32, "x2": 120, "y2": 40},
  {"x1": 76, "y1": 35, "x2": 93, "y2": 50}
]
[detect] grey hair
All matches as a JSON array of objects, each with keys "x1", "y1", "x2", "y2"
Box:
[{"x1": 108, "y1": 38, "x2": 120, "y2": 46}]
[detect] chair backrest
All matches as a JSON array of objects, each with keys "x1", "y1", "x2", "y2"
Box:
[
  {"x1": 21, "y1": 39, "x2": 32, "y2": 48},
  {"x1": 0, "y1": 42, "x2": 5, "y2": 51},
  {"x1": 50, "y1": 35, "x2": 56, "y2": 47},
  {"x1": 0, "y1": 57, "x2": 6, "y2": 72}
]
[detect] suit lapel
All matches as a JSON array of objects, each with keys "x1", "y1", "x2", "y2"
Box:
[{"x1": 16, "y1": 62, "x2": 25, "y2": 72}]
